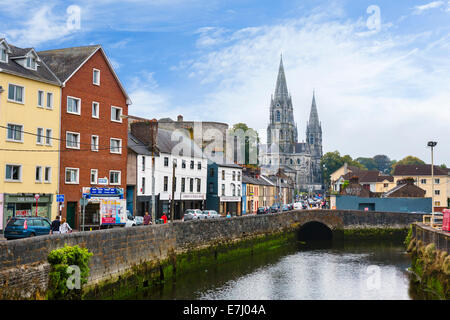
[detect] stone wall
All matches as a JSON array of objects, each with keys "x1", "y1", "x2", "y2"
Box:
[
  {"x1": 0, "y1": 209, "x2": 424, "y2": 299},
  {"x1": 412, "y1": 223, "x2": 449, "y2": 253}
]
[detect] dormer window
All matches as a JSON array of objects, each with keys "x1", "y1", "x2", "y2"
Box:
[
  {"x1": 0, "y1": 48, "x2": 7, "y2": 62},
  {"x1": 26, "y1": 56, "x2": 36, "y2": 70}
]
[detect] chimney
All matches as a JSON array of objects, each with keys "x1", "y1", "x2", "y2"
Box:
[
  {"x1": 177, "y1": 115, "x2": 183, "y2": 122},
  {"x1": 130, "y1": 119, "x2": 158, "y2": 150}
]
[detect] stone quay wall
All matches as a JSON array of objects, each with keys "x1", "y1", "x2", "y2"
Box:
[{"x1": 0, "y1": 210, "x2": 424, "y2": 299}]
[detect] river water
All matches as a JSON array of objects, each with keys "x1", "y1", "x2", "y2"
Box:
[{"x1": 132, "y1": 240, "x2": 420, "y2": 300}]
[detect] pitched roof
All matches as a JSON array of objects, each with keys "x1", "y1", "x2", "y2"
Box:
[
  {"x1": 157, "y1": 128, "x2": 204, "y2": 158},
  {"x1": 0, "y1": 40, "x2": 60, "y2": 85},
  {"x1": 38, "y1": 45, "x2": 131, "y2": 104},
  {"x1": 128, "y1": 133, "x2": 153, "y2": 156},
  {"x1": 392, "y1": 164, "x2": 448, "y2": 176},
  {"x1": 382, "y1": 183, "x2": 426, "y2": 198}
]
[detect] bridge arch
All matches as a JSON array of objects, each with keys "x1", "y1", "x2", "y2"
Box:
[{"x1": 296, "y1": 221, "x2": 333, "y2": 241}]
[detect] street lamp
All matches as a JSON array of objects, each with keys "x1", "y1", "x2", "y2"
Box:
[
  {"x1": 170, "y1": 158, "x2": 177, "y2": 222},
  {"x1": 427, "y1": 141, "x2": 437, "y2": 227}
]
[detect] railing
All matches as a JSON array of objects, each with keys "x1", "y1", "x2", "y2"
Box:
[{"x1": 422, "y1": 214, "x2": 443, "y2": 229}]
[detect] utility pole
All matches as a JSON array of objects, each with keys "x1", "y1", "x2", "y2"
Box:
[
  {"x1": 151, "y1": 147, "x2": 156, "y2": 224},
  {"x1": 428, "y1": 141, "x2": 437, "y2": 227},
  {"x1": 170, "y1": 159, "x2": 176, "y2": 222}
]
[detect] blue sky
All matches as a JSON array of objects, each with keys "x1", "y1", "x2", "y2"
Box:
[{"x1": 1, "y1": 0, "x2": 449, "y2": 164}]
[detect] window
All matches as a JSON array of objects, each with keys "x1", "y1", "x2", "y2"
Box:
[
  {"x1": 109, "y1": 171, "x2": 121, "y2": 185},
  {"x1": 93, "y1": 69, "x2": 100, "y2": 85},
  {"x1": 197, "y1": 178, "x2": 201, "y2": 192},
  {"x1": 45, "y1": 129, "x2": 52, "y2": 146},
  {"x1": 384, "y1": 183, "x2": 389, "y2": 188},
  {"x1": 26, "y1": 57, "x2": 36, "y2": 70},
  {"x1": 222, "y1": 170, "x2": 225, "y2": 180},
  {"x1": 142, "y1": 156, "x2": 146, "y2": 171},
  {"x1": 37, "y1": 90, "x2": 44, "y2": 107},
  {"x1": 421, "y1": 179, "x2": 426, "y2": 184},
  {"x1": 181, "y1": 178, "x2": 186, "y2": 192},
  {"x1": 164, "y1": 157, "x2": 169, "y2": 167},
  {"x1": 5, "y1": 165, "x2": 21, "y2": 182},
  {"x1": 182, "y1": 160, "x2": 186, "y2": 169},
  {"x1": 66, "y1": 132, "x2": 80, "y2": 149},
  {"x1": 35, "y1": 166, "x2": 42, "y2": 182},
  {"x1": 46, "y1": 92, "x2": 53, "y2": 109},
  {"x1": 8, "y1": 84, "x2": 24, "y2": 103},
  {"x1": 232, "y1": 171, "x2": 235, "y2": 181},
  {"x1": 44, "y1": 167, "x2": 51, "y2": 183},
  {"x1": 435, "y1": 201, "x2": 441, "y2": 206},
  {"x1": 435, "y1": 190, "x2": 440, "y2": 195},
  {"x1": 276, "y1": 110, "x2": 280, "y2": 122},
  {"x1": 36, "y1": 128, "x2": 43, "y2": 144},
  {"x1": 111, "y1": 106, "x2": 122, "y2": 122},
  {"x1": 67, "y1": 97, "x2": 80, "y2": 114},
  {"x1": 197, "y1": 162, "x2": 201, "y2": 170},
  {"x1": 209, "y1": 182, "x2": 214, "y2": 193},
  {"x1": 91, "y1": 135, "x2": 99, "y2": 152},
  {"x1": 210, "y1": 168, "x2": 214, "y2": 177},
  {"x1": 65, "y1": 168, "x2": 79, "y2": 184},
  {"x1": 435, "y1": 179, "x2": 440, "y2": 184},
  {"x1": 142, "y1": 177, "x2": 145, "y2": 194},
  {"x1": 164, "y1": 176, "x2": 168, "y2": 191},
  {"x1": 221, "y1": 184, "x2": 225, "y2": 196},
  {"x1": 189, "y1": 178, "x2": 193, "y2": 192},
  {"x1": 6, "y1": 124, "x2": 23, "y2": 142},
  {"x1": 110, "y1": 138, "x2": 122, "y2": 154},
  {"x1": 238, "y1": 172, "x2": 241, "y2": 181},
  {"x1": 90, "y1": 169, "x2": 98, "y2": 184},
  {"x1": 190, "y1": 160, "x2": 194, "y2": 169},
  {"x1": 0, "y1": 47, "x2": 7, "y2": 62},
  {"x1": 232, "y1": 184, "x2": 236, "y2": 196},
  {"x1": 237, "y1": 185, "x2": 241, "y2": 196},
  {"x1": 92, "y1": 102, "x2": 99, "y2": 118}
]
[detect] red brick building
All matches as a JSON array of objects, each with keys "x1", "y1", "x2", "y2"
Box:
[{"x1": 39, "y1": 46, "x2": 131, "y2": 228}]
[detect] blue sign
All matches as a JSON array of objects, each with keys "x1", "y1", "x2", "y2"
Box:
[
  {"x1": 56, "y1": 194, "x2": 65, "y2": 202},
  {"x1": 90, "y1": 187, "x2": 123, "y2": 196}
]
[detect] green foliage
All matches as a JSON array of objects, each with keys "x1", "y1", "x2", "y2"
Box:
[
  {"x1": 47, "y1": 245, "x2": 93, "y2": 300},
  {"x1": 391, "y1": 155, "x2": 425, "y2": 174},
  {"x1": 373, "y1": 154, "x2": 392, "y2": 174},
  {"x1": 440, "y1": 164, "x2": 447, "y2": 169},
  {"x1": 356, "y1": 157, "x2": 378, "y2": 170},
  {"x1": 404, "y1": 225, "x2": 413, "y2": 248},
  {"x1": 230, "y1": 123, "x2": 259, "y2": 166},
  {"x1": 321, "y1": 151, "x2": 366, "y2": 187}
]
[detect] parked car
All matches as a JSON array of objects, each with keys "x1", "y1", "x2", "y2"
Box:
[
  {"x1": 257, "y1": 207, "x2": 268, "y2": 215},
  {"x1": 203, "y1": 210, "x2": 221, "y2": 219},
  {"x1": 269, "y1": 204, "x2": 281, "y2": 213},
  {"x1": 135, "y1": 216, "x2": 144, "y2": 226},
  {"x1": 293, "y1": 202, "x2": 303, "y2": 210},
  {"x1": 4, "y1": 217, "x2": 52, "y2": 240},
  {"x1": 125, "y1": 213, "x2": 137, "y2": 227},
  {"x1": 282, "y1": 204, "x2": 290, "y2": 212},
  {"x1": 183, "y1": 209, "x2": 204, "y2": 221}
]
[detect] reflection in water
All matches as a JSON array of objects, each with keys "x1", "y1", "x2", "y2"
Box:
[{"x1": 127, "y1": 240, "x2": 416, "y2": 300}]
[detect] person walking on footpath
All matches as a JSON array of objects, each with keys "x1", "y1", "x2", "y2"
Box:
[
  {"x1": 143, "y1": 211, "x2": 152, "y2": 225},
  {"x1": 161, "y1": 212, "x2": 168, "y2": 224},
  {"x1": 50, "y1": 215, "x2": 61, "y2": 234},
  {"x1": 59, "y1": 218, "x2": 73, "y2": 234}
]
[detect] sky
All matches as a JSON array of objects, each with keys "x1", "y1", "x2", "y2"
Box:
[{"x1": 1, "y1": 0, "x2": 449, "y2": 165}]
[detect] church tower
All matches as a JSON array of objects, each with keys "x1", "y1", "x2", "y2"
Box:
[
  {"x1": 306, "y1": 91, "x2": 323, "y2": 184},
  {"x1": 267, "y1": 55, "x2": 298, "y2": 153}
]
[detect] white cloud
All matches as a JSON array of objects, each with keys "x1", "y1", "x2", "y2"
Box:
[
  {"x1": 178, "y1": 11, "x2": 450, "y2": 164},
  {"x1": 413, "y1": 1, "x2": 445, "y2": 14}
]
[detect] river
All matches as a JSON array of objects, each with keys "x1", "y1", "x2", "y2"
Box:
[{"x1": 127, "y1": 239, "x2": 422, "y2": 300}]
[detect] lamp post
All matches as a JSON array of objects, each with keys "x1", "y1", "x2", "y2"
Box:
[
  {"x1": 170, "y1": 158, "x2": 177, "y2": 222},
  {"x1": 427, "y1": 141, "x2": 437, "y2": 227}
]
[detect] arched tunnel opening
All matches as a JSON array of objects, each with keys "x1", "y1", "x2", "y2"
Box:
[{"x1": 296, "y1": 221, "x2": 333, "y2": 242}]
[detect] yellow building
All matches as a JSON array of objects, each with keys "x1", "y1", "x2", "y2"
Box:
[
  {"x1": 0, "y1": 39, "x2": 61, "y2": 230},
  {"x1": 375, "y1": 176, "x2": 396, "y2": 193},
  {"x1": 392, "y1": 164, "x2": 449, "y2": 212}
]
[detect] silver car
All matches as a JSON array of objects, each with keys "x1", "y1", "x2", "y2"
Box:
[
  {"x1": 202, "y1": 210, "x2": 221, "y2": 219},
  {"x1": 183, "y1": 209, "x2": 204, "y2": 221}
]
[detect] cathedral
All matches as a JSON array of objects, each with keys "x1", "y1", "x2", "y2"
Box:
[{"x1": 259, "y1": 56, "x2": 324, "y2": 192}]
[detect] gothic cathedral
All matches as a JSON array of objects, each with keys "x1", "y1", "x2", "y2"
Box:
[{"x1": 260, "y1": 56, "x2": 323, "y2": 192}]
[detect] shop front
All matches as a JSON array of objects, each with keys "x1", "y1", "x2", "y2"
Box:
[
  {"x1": 181, "y1": 193, "x2": 206, "y2": 219},
  {"x1": 219, "y1": 196, "x2": 242, "y2": 216},
  {"x1": 1, "y1": 193, "x2": 53, "y2": 230}
]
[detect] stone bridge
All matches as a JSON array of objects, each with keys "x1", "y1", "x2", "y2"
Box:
[{"x1": 0, "y1": 209, "x2": 424, "y2": 299}]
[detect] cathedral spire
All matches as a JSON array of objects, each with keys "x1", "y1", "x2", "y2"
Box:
[
  {"x1": 308, "y1": 90, "x2": 320, "y2": 129},
  {"x1": 274, "y1": 54, "x2": 289, "y2": 99}
]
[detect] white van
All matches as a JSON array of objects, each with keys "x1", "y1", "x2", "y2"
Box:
[{"x1": 293, "y1": 202, "x2": 303, "y2": 210}]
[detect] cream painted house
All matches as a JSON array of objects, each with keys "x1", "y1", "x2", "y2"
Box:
[
  {"x1": 392, "y1": 164, "x2": 449, "y2": 212},
  {"x1": 0, "y1": 39, "x2": 61, "y2": 230}
]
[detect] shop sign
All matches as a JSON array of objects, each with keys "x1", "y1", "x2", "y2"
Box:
[
  {"x1": 98, "y1": 177, "x2": 108, "y2": 185},
  {"x1": 100, "y1": 199, "x2": 127, "y2": 225},
  {"x1": 220, "y1": 196, "x2": 241, "y2": 202},
  {"x1": 181, "y1": 193, "x2": 206, "y2": 200}
]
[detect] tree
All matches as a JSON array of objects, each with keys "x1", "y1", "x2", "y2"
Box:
[
  {"x1": 440, "y1": 164, "x2": 447, "y2": 169},
  {"x1": 356, "y1": 157, "x2": 378, "y2": 170},
  {"x1": 373, "y1": 154, "x2": 392, "y2": 174},
  {"x1": 230, "y1": 123, "x2": 259, "y2": 167},
  {"x1": 390, "y1": 156, "x2": 425, "y2": 174},
  {"x1": 320, "y1": 151, "x2": 365, "y2": 187}
]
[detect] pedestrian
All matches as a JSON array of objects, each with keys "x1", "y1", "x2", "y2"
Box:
[
  {"x1": 50, "y1": 215, "x2": 61, "y2": 234},
  {"x1": 143, "y1": 211, "x2": 152, "y2": 225},
  {"x1": 59, "y1": 218, "x2": 72, "y2": 234},
  {"x1": 161, "y1": 212, "x2": 168, "y2": 224}
]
